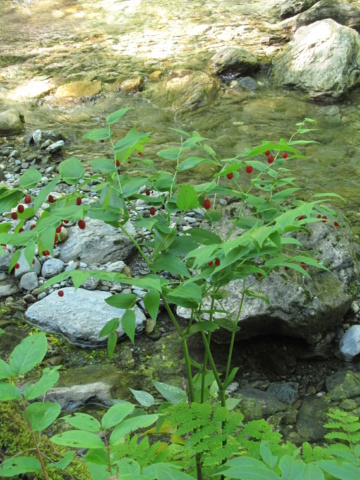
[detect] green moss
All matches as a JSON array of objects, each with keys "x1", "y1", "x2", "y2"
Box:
[{"x1": 0, "y1": 402, "x2": 89, "y2": 479}]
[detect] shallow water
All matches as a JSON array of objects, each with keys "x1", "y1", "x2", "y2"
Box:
[{"x1": 1, "y1": 0, "x2": 360, "y2": 229}]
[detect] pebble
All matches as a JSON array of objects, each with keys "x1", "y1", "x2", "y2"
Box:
[
  {"x1": 42, "y1": 258, "x2": 65, "y2": 278},
  {"x1": 19, "y1": 272, "x2": 39, "y2": 291}
]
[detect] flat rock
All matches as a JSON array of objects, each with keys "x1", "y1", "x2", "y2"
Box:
[
  {"x1": 0, "y1": 281, "x2": 19, "y2": 298},
  {"x1": 19, "y1": 272, "x2": 39, "y2": 291},
  {"x1": 55, "y1": 81, "x2": 102, "y2": 98},
  {"x1": 277, "y1": 0, "x2": 319, "y2": 19},
  {"x1": 296, "y1": 395, "x2": 329, "y2": 442},
  {"x1": 59, "y1": 217, "x2": 137, "y2": 265},
  {"x1": 234, "y1": 386, "x2": 287, "y2": 421},
  {"x1": 120, "y1": 77, "x2": 144, "y2": 93},
  {"x1": 25, "y1": 287, "x2": 146, "y2": 347},
  {"x1": 272, "y1": 19, "x2": 360, "y2": 99},
  {"x1": 41, "y1": 258, "x2": 65, "y2": 278}
]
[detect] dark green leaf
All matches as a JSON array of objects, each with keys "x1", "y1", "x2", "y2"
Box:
[
  {"x1": 177, "y1": 156, "x2": 217, "y2": 171},
  {"x1": 52, "y1": 452, "x2": 75, "y2": 471},
  {"x1": 83, "y1": 128, "x2": 112, "y2": 141},
  {"x1": 62, "y1": 413, "x2": 101, "y2": 432},
  {"x1": 184, "y1": 321, "x2": 219, "y2": 337},
  {"x1": 59, "y1": 157, "x2": 85, "y2": 185},
  {"x1": 152, "y1": 254, "x2": 190, "y2": 278},
  {"x1": 130, "y1": 389, "x2": 155, "y2": 407},
  {"x1": 18, "y1": 168, "x2": 42, "y2": 189},
  {"x1": 0, "y1": 188, "x2": 23, "y2": 215},
  {"x1": 0, "y1": 382, "x2": 21, "y2": 401},
  {"x1": 110, "y1": 414, "x2": 158, "y2": 445},
  {"x1": 99, "y1": 318, "x2": 120, "y2": 338},
  {"x1": 105, "y1": 294, "x2": 137, "y2": 309},
  {"x1": 25, "y1": 402, "x2": 61, "y2": 431},
  {"x1": 106, "y1": 108, "x2": 132, "y2": 125},
  {"x1": 89, "y1": 158, "x2": 117, "y2": 173},
  {"x1": 0, "y1": 457, "x2": 41, "y2": 476},
  {"x1": 214, "y1": 318, "x2": 240, "y2": 333},
  {"x1": 157, "y1": 148, "x2": 182, "y2": 160},
  {"x1": 52, "y1": 430, "x2": 105, "y2": 449},
  {"x1": 101, "y1": 402, "x2": 135, "y2": 430},
  {"x1": 152, "y1": 380, "x2": 186, "y2": 404},
  {"x1": 143, "y1": 289, "x2": 160, "y2": 322},
  {"x1": 107, "y1": 331, "x2": 117, "y2": 360},
  {"x1": 176, "y1": 184, "x2": 199, "y2": 210},
  {"x1": 10, "y1": 332, "x2": 47, "y2": 376},
  {"x1": 24, "y1": 367, "x2": 61, "y2": 400},
  {"x1": 121, "y1": 310, "x2": 136, "y2": 345}
]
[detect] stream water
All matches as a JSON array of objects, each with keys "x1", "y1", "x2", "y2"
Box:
[{"x1": 1, "y1": 0, "x2": 360, "y2": 231}]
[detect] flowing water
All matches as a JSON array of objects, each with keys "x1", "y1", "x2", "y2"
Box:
[{"x1": 1, "y1": 0, "x2": 360, "y2": 230}]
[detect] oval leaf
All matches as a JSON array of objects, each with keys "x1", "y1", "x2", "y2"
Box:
[
  {"x1": 51, "y1": 430, "x2": 105, "y2": 449},
  {"x1": 130, "y1": 389, "x2": 155, "y2": 407},
  {"x1": 106, "y1": 108, "x2": 132, "y2": 125},
  {"x1": 24, "y1": 367, "x2": 61, "y2": 400},
  {"x1": 143, "y1": 289, "x2": 160, "y2": 322},
  {"x1": 18, "y1": 168, "x2": 42, "y2": 189},
  {"x1": 0, "y1": 457, "x2": 41, "y2": 476},
  {"x1": 152, "y1": 380, "x2": 186, "y2": 404},
  {"x1": 105, "y1": 294, "x2": 137, "y2": 309},
  {"x1": 101, "y1": 402, "x2": 135, "y2": 430},
  {"x1": 83, "y1": 128, "x2": 112, "y2": 141},
  {"x1": 176, "y1": 184, "x2": 199, "y2": 210},
  {"x1": 25, "y1": 401, "x2": 61, "y2": 432},
  {"x1": 99, "y1": 317, "x2": 119, "y2": 338},
  {"x1": 62, "y1": 413, "x2": 101, "y2": 433},
  {"x1": 0, "y1": 382, "x2": 21, "y2": 401},
  {"x1": 10, "y1": 333, "x2": 47, "y2": 376},
  {"x1": 121, "y1": 309, "x2": 136, "y2": 345},
  {"x1": 59, "y1": 157, "x2": 85, "y2": 185}
]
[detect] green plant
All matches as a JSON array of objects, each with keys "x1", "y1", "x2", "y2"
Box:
[{"x1": 0, "y1": 111, "x2": 346, "y2": 478}]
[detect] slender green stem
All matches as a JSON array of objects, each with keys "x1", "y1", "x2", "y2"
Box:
[
  {"x1": 21, "y1": 397, "x2": 49, "y2": 480},
  {"x1": 200, "y1": 331, "x2": 224, "y2": 402},
  {"x1": 200, "y1": 295, "x2": 215, "y2": 404},
  {"x1": 117, "y1": 223, "x2": 151, "y2": 267},
  {"x1": 225, "y1": 281, "x2": 246, "y2": 381}
]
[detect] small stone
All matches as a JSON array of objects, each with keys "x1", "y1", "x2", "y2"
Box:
[
  {"x1": 24, "y1": 294, "x2": 37, "y2": 303},
  {"x1": 46, "y1": 140, "x2": 65, "y2": 154},
  {"x1": 20, "y1": 272, "x2": 39, "y2": 291},
  {"x1": 339, "y1": 325, "x2": 360, "y2": 361},
  {"x1": 32, "y1": 129, "x2": 42, "y2": 145},
  {"x1": 42, "y1": 258, "x2": 65, "y2": 278}
]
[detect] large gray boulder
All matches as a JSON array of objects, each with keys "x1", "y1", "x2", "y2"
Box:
[
  {"x1": 272, "y1": 19, "x2": 360, "y2": 100},
  {"x1": 0, "y1": 109, "x2": 25, "y2": 135},
  {"x1": 59, "y1": 217, "x2": 137, "y2": 265},
  {"x1": 209, "y1": 47, "x2": 260, "y2": 76},
  {"x1": 177, "y1": 205, "x2": 358, "y2": 344},
  {"x1": 25, "y1": 287, "x2": 146, "y2": 347},
  {"x1": 295, "y1": 0, "x2": 360, "y2": 32}
]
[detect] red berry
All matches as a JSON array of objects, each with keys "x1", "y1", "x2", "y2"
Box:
[
  {"x1": 282, "y1": 153, "x2": 288, "y2": 159},
  {"x1": 24, "y1": 195, "x2": 31, "y2": 204},
  {"x1": 48, "y1": 195, "x2": 54, "y2": 203},
  {"x1": 203, "y1": 199, "x2": 211, "y2": 210},
  {"x1": 76, "y1": 197, "x2": 82, "y2": 206},
  {"x1": 267, "y1": 155, "x2": 274, "y2": 164},
  {"x1": 317, "y1": 215, "x2": 321, "y2": 218},
  {"x1": 215, "y1": 258, "x2": 220, "y2": 266},
  {"x1": 128, "y1": 161, "x2": 132, "y2": 164},
  {"x1": 43, "y1": 250, "x2": 50, "y2": 256},
  {"x1": 56, "y1": 226, "x2": 62, "y2": 233},
  {"x1": 297, "y1": 216, "x2": 304, "y2": 221},
  {"x1": 138, "y1": 151, "x2": 143, "y2": 157},
  {"x1": 265, "y1": 150, "x2": 270, "y2": 156},
  {"x1": 149, "y1": 207, "x2": 156, "y2": 216},
  {"x1": 116, "y1": 160, "x2": 120, "y2": 167},
  {"x1": 334, "y1": 221, "x2": 339, "y2": 227},
  {"x1": 246, "y1": 165, "x2": 253, "y2": 174},
  {"x1": 11, "y1": 212, "x2": 18, "y2": 220},
  {"x1": 145, "y1": 189, "x2": 150, "y2": 196},
  {"x1": 32, "y1": 259, "x2": 35, "y2": 265},
  {"x1": 19, "y1": 228, "x2": 24, "y2": 233},
  {"x1": 322, "y1": 215, "x2": 327, "y2": 223},
  {"x1": 226, "y1": 172, "x2": 234, "y2": 180},
  {"x1": 284, "y1": 266, "x2": 289, "y2": 271},
  {"x1": 208, "y1": 261, "x2": 214, "y2": 266},
  {"x1": 78, "y1": 219, "x2": 86, "y2": 230},
  {"x1": 17, "y1": 204, "x2": 24, "y2": 214},
  {"x1": 58, "y1": 290, "x2": 64, "y2": 297},
  {"x1": 30, "y1": 225, "x2": 36, "y2": 230},
  {"x1": 115, "y1": 331, "x2": 119, "y2": 338},
  {"x1": 15, "y1": 263, "x2": 20, "y2": 269},
  {"x1": 64, "y1": 220, "x2": 69, "y2": 224},
  {"x1": 257, "y1": 273, "x2": 262, "y2": 278},
  {"x1": 260, "y1": 184, "x2": 265, "y2": 188},
  {"x1": 101, "y1": 140, "x2": 105, "y2": 143},
  {"x1": 301, "y1": 265, "x2": 306, "y2": 271}
]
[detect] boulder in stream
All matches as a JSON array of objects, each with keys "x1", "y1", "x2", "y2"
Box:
[
  {"x1": 0, "y1": 109, "x2": 25, "y2": 135},
  {"x1": 277, "y1": 0, "x2": 319, "y2": 19},
  {"x1": 272, "y1": 19, "x2": 360, "y2": 100},
  {"x1": 25, "y1": 287, "x2": 146, "y2": 347},
  {"x1": 166, "y1": 71, "x2": 220, "y2": 110},
  {"x1": 209, "y1": 47, "x2": 260, "y2": 76},
  {"x1": 295, "y1": 0, "x2": 360, "y2": 32},
  {"x1": 55, "y1": 80, "x2": 102, "y2": 98}
]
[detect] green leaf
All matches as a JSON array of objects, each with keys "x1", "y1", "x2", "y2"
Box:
[
  {"x1": 18, "y1": 168, "x2": 42, "y2": 189},
  {"x1": 59, "y1": 157, "x2": 85, "y2": 185},
  {"x1": 52, "y1": 451, "x2": 75, "y2": 471},
  {"x1": 109, "y1": 414, "x2": 159, "y2": 445},
  {"x1": 62, "y1": 413, "x2": 101, "y2": 432},
  {"x1": 187, "y1": 228, "x2": 222, "y2": 245},
  {"x1": 0, "y1": 359, "x2": 13, "y2": 380},
  {"x1": 143, "y1": 289, "x2": 160, "y2": 322},
  {"x1": 271, "y1": 188, "x2": 300, "y2": 202},
  {"x1": 33, "y1": 177, "x2": 61, "y2": 212},
  {"x1": 166, "y1": 282, "x2": 203, "y2": 307},
  {"x1": 25, "y1": 401, "x2": 61, "y2": 432},
  {"x1": 121, "y1": 309, "x2": 136, "y2": 345},
  {"x1": 214, "y1": 318, "x2": 240, "y2": 333},
  {"x1": 152, "y1": 380, "x2": 186, "y2": 404},
  {"x1": 223, "y1": 457, "x2": 280, "y2": 479},
  {"x1": 0, "y1": 188, "x2": 23, "y2": 215},
  {"x1": 105, "y1": 294, "x2": 137, "y2": 309},
  {"x1": 24, "y1": 366, "x2": 61, "y2": 400},
  {"x1": 99, "y1": 318, "x2": 119, "y2": 338},
  {"x1": 84, "y1": 448, "x2": 108, "y2": 466},
  {"x1": 114, "y1": 459, "x2": 141, "y2": 476},
  {"x1": 245, "y1": 289, "x2": 270, "y2": 305},
  {"x1": 152, "y1": 254, "x2": 190, "y2": 278},
  {"x1": 101, "y1": 402, "x2": 135, "y2": 430},
  {"x1": 51, "y1": 430, "x2": 105, "y2": 449},
  {"x1": 0, "y1": 457, "x2": 41, "y2": 476},
  {"x1": 106, "y1": 107, "x2": 132, "y2": 125},
  {"x1": 143, "y1": 463, "x2": 195, "y2": 480},
  {"x1": 9, "y1": 249, "x2": 21, "y2": 273},
  {"x1": 89, "y1": 158, "x2": 117, "y2": 173},
  {"x1": 303, "y1": 464, "x2": 324, "y2": 480},
  {"x1": 108, "y1": 331, "x2": 117, "y2": 360},
  {"x1": 176, "y1": 184, "x2": 199, "y2": 210},
  {"x1": 87, "y1": 463, "x2": 112, "y2": 480},
  {"x1": 317, "y1": 460, "x2": 360, "y2": 480},
  {"x1": 83, "y1": 128, "x2": 112, "y2": 141},
  {"x1": 114, "y1": 128, "x2": 151, "y2": 160},
  {"x1": 312, "y1": 192, "x2": 344, "y2": 201},
  {"x1": 226, "y1": 398, "x2": 241, "y2": 410},
  {"x1": 0, "y1": 382, "x2": 21, "y2": 401},
  {"x1": 184, "y1": 322, "x2": 220, "y2": 338},
  {"x1": 260, "y1": 441, "x2": 278, "y2": 470},
  {"x1": 279, "y1": 456, "x2": 306, "y2": 479},
  {"x1": 157, "y1": 148, "x2": 182, "y2": 160},
  {"x1": 177, "y1": 156, "x2": 217, "y2": 171},
  {"x1": 10, "y1": 332, "x2": 47, "y2": 376},
  {"x1": 130, "y1": 389, "x2": 155, "y2": 407}
]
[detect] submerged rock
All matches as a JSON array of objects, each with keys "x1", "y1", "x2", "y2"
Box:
[
  {"x1": 272, "y1": 19, "x2": 360, "y2": 99},
  {"x1": 25, "y1": 287, "x2": 146, "y2": 347},
  {"x1": 55, "y1": 80, "x2": 102, "y2": 98},
  {"x1": 166, "y1": 71, "x2": 220, "y2": 110},
  {"x1": 277, "y1": 0, "x2": 319, "y2": 19}
]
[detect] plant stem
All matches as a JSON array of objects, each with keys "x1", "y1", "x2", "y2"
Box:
[
  {"x1": 21, "y1": 397, "x2": 49, "y2": 480},
  {"x1": 117, "y1": 223, "x2": 151, "y2": 267},
  {"x1": 102, "y1": 432, "x2": 113, "y2": 475},
  {"x1": 225, "y1": 281, "x2": 246, "y2": 381}
]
